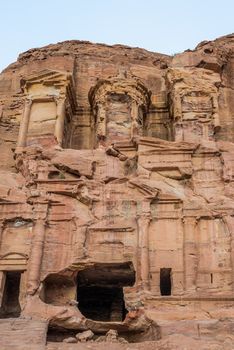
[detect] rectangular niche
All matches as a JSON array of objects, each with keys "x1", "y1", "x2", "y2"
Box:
[
  {"x1": 28, "y1": 101, "x2": 57, "y2": 136},
  {"x1": 86, "y1": 229, "x2": 135, "y2": 262}
]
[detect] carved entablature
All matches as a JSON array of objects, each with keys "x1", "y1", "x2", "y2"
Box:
[
  {"x1": 89, "y1": 77, "x2": 151, "y2": 146},
  {"x1": 0, "y1": 252, "x2": 28, "y2": 271},
  {"x1": 167, "y1": 68, "x2": 220, "y2": 142},
  {"x1": 17, "y1": 69, "x2": 77, "y2": 149}
]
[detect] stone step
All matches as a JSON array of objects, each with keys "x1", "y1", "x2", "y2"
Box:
[{"x1": 0, "y1": 318, "x2": 48, "y2": 350}]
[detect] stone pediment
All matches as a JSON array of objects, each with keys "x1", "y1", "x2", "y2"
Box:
[
  {"x1": 20, "y1": 69, "x2": 74, "y2": 89},
  {"x1": 129, "y1": 179, "x2": 159, "y2": 199},
  {"x1": 0, "y1": 252, "x2": 28, "y2": 260},
  {"x1": 137, "y1": 136, "x2": 197, "y2": 153},
  {"x1": 137, "y1": 137, "x2": 196, "y2": 180},
  {"x1": 129, "y1": 179, "x2": 184, "y2": 202},
  {"x1": 0, "y1": 252, "x2": 28, "y2": 269},
  {"x1": 20, "y1": 69, "x2": 77, "y2": 111},
  {"x1": 157, "y1": 192, "x2": 183, "y2": 203}
]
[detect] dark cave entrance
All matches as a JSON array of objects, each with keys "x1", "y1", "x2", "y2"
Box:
[
  {"x1": 0, "y1": 271, "x2": 22, "y2": 318},
  {"x1": 160, "y1": 268, "x2": 172, "y2": 296},
  {"x1": 77, "y1": 285, "x2": 127, "y2": 322},
  {"x1": 77, "y1": 262, "x2": 135, "y2": 322}
]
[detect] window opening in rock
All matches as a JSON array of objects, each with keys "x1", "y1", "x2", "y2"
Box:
[
  {"x1": 160, "y1": 268, "x2": 172, "y2": 296},
  {"x1": 0, "y1": 271, "x2": 21, "y2": 318},
  {"x1": 77, "y1": 262, "x2": 135, "y2": 322},
  {"x1": 210, "y1": 273, "x2": 213, "y2": 284}
]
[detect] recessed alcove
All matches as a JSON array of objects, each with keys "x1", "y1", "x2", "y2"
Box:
[
  {"x1": 88, "y1": 77, "x2": 151, "y2": 148},
  {"x1": 105, "y1": 92, "x2": 132, "y2": 142},
  {"x1": 77, "y1": 262, "x2": 135, "y2": 322},
  {"x1": 43, "y1": 274, "x2": 76, "y2": 306}
]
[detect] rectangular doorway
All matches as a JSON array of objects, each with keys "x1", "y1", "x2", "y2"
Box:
[
  {"x1": 0, "y1": 271, "x2": 22, "y2": 318},
  {"x1": 160, "y1": 268, "x2": 172, "y2": 296}
]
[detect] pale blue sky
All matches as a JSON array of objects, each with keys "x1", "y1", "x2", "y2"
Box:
[{"x1": 0, "y1": 0, "x2": 233, "y2": 71}]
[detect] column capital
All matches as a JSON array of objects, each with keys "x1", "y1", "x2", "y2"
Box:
[
  {"x1": 55, "y1": 95, "x2": 66, "y2": 104},
  {"x1": 137, "y1": 214, "x2": 151, "y2": 224},
  {"x1": 182, "y1": 216, "x2": 198, "y2": 225},
  {"x1": 25, "y1": 98, "x2": 33, "y2": 107}
]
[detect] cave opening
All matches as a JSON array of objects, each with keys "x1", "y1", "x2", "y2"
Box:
[
  {"x1": 160, "y1": 268, "x2": 172, "y2": 296},
  {"x1": 77, "y1": 262, "x2": 135, "y2": 322},
  {"x1": 0, "y1": 271, "x2": 21, "y2": 318}
]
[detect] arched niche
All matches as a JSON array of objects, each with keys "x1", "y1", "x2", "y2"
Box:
[{"x1": 89, "y1": 77, "x2": 150, "y2": 147}]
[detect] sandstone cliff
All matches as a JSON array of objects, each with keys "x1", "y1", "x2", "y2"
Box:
[{"x1": 0, "y1": 34, "x2": 233, "y2": 349}]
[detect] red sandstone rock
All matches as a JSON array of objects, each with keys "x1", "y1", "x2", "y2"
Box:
[
  {"x1": 76, "y1": 329, "x2": 94, "y2": 342},
  {"x1": 0, "y1": 34, "x2": 233, "y2": 349}
]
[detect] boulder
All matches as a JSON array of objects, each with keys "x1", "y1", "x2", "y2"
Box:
[{"x1": 76, "y1": 329, "x2": 94, "y2": 342}]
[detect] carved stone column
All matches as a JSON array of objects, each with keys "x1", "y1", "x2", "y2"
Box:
[
  {"x1": 27, "y1": 219, "x2": 46, "y2": 295},
  {"x1": 137, "y1": 214, "x2": 151, "y2": 291},
  {"x1": 173, "y1": 95, "x2": 183, "y2": 141},
  {"x1": 54, "y1": 98, "x2": 66, "y2": 146},
  {"x1": 223, "y1": 216, "x2": 234, "y2": 292},
  {"x1": 183, "y1": 217, "x2": 198, "y2": 293},
  {"x1": 0, "y1": 104, "x2": 3, "y2": 119},
  {"x1": 96, "y1": 103, "x2": 106, "y2": 142},
  {"x1": 212, "y1": 95, "x2": 220, "y2": 131},
  {"x1": 0, "y1": 220, "x2": 4, "y2": 251},
  {"x1": 17, "y1": 99, "x2": 32, "y2": 148},
  {"x1": 131, "y1": 100, "x2": 139, "y2": 137}
]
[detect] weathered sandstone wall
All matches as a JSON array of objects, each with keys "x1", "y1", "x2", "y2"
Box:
[{"x1": 0, "y1": 34, "x2": 233, "y2": 349}]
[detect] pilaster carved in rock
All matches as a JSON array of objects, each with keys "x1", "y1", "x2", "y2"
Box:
[
  {"x1": 27, "y1": 214, "x2": 47, "y2": 295},
  {"x1": 130, "y1": 100, "x2": 139, "y2": 138},
  {"x1": 54, "y1": 97, "x2": 66, "y2": 146},
  {"x1": 137, "y1": 201, "x2": 151, "y2": 291},
  {"x1": 223, "y1": 215, "x2": 234, "y2": 292},
  {"x1": 96, "y1": 103, "x2": 106, "y2": 141},
  {"x1": 17, "y1": 99, "x2": 32, "y2": 148},
  {"x1": 183, "y1": 216, "x2": 198, "y2": 293}
]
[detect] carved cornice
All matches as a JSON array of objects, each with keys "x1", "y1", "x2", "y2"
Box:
[{"x1": 20, "y1": 69, "x2": 77, "y2": 113}]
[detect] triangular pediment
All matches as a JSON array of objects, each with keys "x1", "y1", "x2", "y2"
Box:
[{"x1": 129, "y1": 178, "x2": 184, "y2": 202}]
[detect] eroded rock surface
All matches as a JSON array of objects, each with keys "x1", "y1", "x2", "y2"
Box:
[{"x1": 0, "y1": 34, "x2": 234, "y2": 349}]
